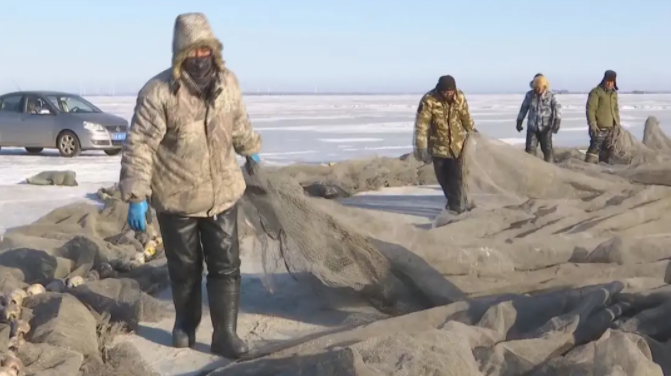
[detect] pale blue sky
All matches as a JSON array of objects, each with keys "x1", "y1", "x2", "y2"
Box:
[{"x1": 1, "y1": 0, "x2": 669, "y2": 94}]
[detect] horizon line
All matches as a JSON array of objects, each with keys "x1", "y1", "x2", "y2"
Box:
[{"x1": 75, "y1": 90, "x2": 671, "y2": 97}]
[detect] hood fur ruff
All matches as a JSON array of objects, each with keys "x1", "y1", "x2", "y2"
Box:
[
  {"x1": 171, "y1": 13, "x2": 225, "y2": 83},
  {"x1": 532, "y1": 75, "x2": 550, "y2": 90}
]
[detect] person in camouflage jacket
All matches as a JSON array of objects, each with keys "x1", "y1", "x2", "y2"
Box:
[
  {"x1": 516, "y1": 74, "x2": 562, "y2": 163},
  {"x1": 413, "y1": 75, "x2": 476, "y2": 214},
  {"x1": 119, "y1": 13, "x2": 261, "y2": 359},
  {"x1": 585, "y1": 70, "x2": 621, "y2": 163}
]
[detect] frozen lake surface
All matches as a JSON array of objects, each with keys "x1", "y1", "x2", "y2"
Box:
[
  {"x1": 1, "y1": 93, "x2": 671, "y2": 233},
  {"x1": 89, "y1": 93, "x2": 671, "y2": 164}
]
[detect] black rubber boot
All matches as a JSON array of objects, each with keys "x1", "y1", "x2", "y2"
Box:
[
  {"x1": 208, "y1": 278, "x2": 249, "y2": 359},
  {"x1": 157, "y1": 213, "x2": 204, "y2": 349},
  {"x1": 543, "y1": 150, "x2": 554, "y2": 163},
  {"x1": 171, "y1": 281, "x2": 201, "y2": 348},
  {"x1": 199, "y1": 205, "x2": 249, "y2": 359}
]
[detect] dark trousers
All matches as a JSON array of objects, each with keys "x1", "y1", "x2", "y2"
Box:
[
  {"x1": 525, "y1": 128, "x2": 554, "y2": 162},
  {"x1": 158, "y1": 204, "x2": 241, "y2": 287},
  {"x1": 432, "y1": 156, "x2": 468, "y2": 213},
  {"x1": 586, "y1": 128, "x2": 614, "y2": 163},
  {"x1": 156, "y1": 204, "x2": 241, "y2": 336}
]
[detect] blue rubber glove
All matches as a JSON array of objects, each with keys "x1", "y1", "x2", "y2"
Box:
[
  {"x1": 128, "y1": 201, "x2": 148, "y2": 232},
  {"x1": 245, "y1": 154, "x2": 260, "y2": 175}
]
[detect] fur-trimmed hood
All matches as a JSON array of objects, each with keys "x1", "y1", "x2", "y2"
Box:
[
  {"x1": 171, "y1": 13, "x2": 225, "y2": 83},
  {"x1": 532, "y1": 75, "x2": 549, "y2": 90},
  {"x1": 529, "y1": 73, "x2": 544, "y2": 88}
]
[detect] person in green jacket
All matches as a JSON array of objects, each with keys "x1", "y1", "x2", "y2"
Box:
[{"x1": 585, "y1": 70, "x2": 621, "y2": 163}]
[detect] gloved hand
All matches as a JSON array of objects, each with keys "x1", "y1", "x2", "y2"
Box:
[
  {"x1": 552, "y1": 119, "x2": 561, "y2": 134},
  {"x1": 413, "y1": 148, "x2": 432, "y2": 164},
  {"x1": 516, "y1": 120, "x2": 524, "y2": 133},
  {"x1": 245, "y1": 153, "x2": 260, "y2": 175},
  {"x1": 128, "y1": 201, "x2": 148, "y2": 232}
]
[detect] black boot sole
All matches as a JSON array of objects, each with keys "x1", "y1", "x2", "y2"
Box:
[
  {"x1": 173, "y1": 329, "x2": 197, "y2": 348},
  {"x1": 211, "y1": 339, "x2": 249, "y2": 359}
]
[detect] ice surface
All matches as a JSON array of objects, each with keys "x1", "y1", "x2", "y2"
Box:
[
  {"x1": 1, "y1": 93, "x2": 671, "y2": 235},
  {"x1": 88, "y1": 93, "x2": 671, "y2": 163}
]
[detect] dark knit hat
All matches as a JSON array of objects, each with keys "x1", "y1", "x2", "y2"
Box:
[
  {"x1": 602, "y1": 70, "x2": 618, "y2": 90},
  {"x1": 436, "y1": 75, "x2": 456, "y2": 91}
]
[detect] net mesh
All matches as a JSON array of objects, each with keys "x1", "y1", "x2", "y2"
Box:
[
  {"x1": 0, "y1": 199, "x2": 169, "y2": 375},
  {"x1": 219, "y1": 116, "x2": 671, "y2": 376},
  {"x1": 241, "y1": 164, "x2": 429, "y2": 315},
  {"x1": 241, "y1": 128, "x2": 637, "y2": 312}
]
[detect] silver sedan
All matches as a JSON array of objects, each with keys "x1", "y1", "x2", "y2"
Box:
[{"x1": 0, "y1": 90, "x2": 128, "y2": 157}]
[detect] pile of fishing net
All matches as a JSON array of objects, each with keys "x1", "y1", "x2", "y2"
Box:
[
  {"x1": 210, "y1": 115, "x2": 671, "y2": 375},
  {"x1": 0, "y1": 198, "x2": 170, "y2": 375}
]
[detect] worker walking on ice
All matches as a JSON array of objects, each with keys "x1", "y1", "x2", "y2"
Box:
[
  {"x1": 413, "y1": 75, "x2": 476, "y2": 214},
  {"x1": 119, "y1": 13, "x2": 261, "y2": 359},
  {"x1": 585, "y1": 70, "x2": 621, "y2": 164},
  {"x1": 516, "y1": 73, "x2": 562, "y2": 163}
]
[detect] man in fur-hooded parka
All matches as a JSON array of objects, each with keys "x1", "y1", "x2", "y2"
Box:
[
  {"x1": 516, "y1": 74, "x2": 562, "y2": 163},
  {"x1": 119, "y1": 12, "x2": 260, "y2": 359}
]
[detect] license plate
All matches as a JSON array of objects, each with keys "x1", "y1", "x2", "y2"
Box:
[{"x1": 112, "y1": 133, "x2": 126, "y2": 141}]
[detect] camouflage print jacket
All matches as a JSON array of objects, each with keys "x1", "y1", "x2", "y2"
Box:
[
  {"x1": 414, "y1": 89, "x2": 475, "y2": 159},
  {"x1": 119, "y1": 13, "x2": 261, "y2": 217},
  {"x1": 516, "y1": 90, "x2": 562, "y2": 131}
]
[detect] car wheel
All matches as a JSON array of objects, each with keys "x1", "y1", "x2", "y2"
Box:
[
  {"x1": 56, "y1": 131, "x2": 81, "y2": 158},
  {"x1": 25, "y1": 147, "x2": 43, "y2": 154},
  {"x1": 104, "y1": 149, "x2": 122, "y2": 156}
]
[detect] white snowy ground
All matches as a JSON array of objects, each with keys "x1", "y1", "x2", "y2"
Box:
[{"x1": 1, "y1": 94, "x2": 671, "y2": 375}]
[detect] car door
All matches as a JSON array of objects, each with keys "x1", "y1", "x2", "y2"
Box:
[
  {"x1": 0, "y1": 94, "x2": 24, "y2": 146},
  {"x1": 18, "y1": 95, "x2": 57, "y2": 147}
]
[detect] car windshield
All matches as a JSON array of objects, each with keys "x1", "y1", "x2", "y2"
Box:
[{"x1": 45, "y1": 95, "x2": 102, "y2": 114}]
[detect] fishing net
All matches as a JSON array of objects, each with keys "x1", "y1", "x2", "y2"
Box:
[
  {"x1": 241, "y1": 165, "x2": 431, "y2": 315},
  {"x1": 0, "y1": 199, "x2": 169, "y2": 375},
  {"x1": 223, "y1": 115, "x2": 671, "y2": 376},
  {"x1": 241, "y1": 120, "x2": 671, "y2": 315}
]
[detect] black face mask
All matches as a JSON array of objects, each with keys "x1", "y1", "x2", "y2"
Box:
[
  {"x1": 182, "y1": 56, "x2": 215, "y2": 94},
  {"x1": 183, "y1": 56, "x2": 213, "y2": 77}
]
